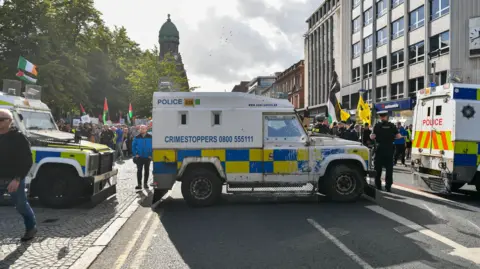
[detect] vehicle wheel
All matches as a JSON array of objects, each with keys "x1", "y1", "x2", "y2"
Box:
[
  {"x1": 181, "y1": 167, "x2": 222, "y2": 207},
  {"x1": 476, "y1": 182, "x2": 480, "y2": 192},
  {"x1": 37, "y1": 167, "x2": 83, "y2": 208},
  {"x1": 152, "y1": 189, "x2": 168, "y2": 205},
  {"x1": 324, "y1": 164, "x2": 364, "y2": 202},
  {"x1": 448, "y1": 182, "x2": 465, "y2": 192}
]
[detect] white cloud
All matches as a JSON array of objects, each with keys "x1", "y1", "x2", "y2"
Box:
[{"x1": 94, "y1": 0, "x2": 316, "y2": 91}]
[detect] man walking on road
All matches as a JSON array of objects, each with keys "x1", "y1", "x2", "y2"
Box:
[
  {"x1": 132, "y1": 125, "x2": 152, "y2": 190},
  {"x1": 0, "y1": 109, "x2": 37, "y2": 241},
  {"x1": 370, "y1": 111, "x2": 401, "y2": 192}
]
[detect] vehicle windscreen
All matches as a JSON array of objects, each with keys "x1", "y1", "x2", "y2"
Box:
[{"x1": 17, "y1": 109, "x2": 57, "y2": 131}]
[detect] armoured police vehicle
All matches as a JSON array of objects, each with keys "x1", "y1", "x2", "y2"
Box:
[
  {"x1": 0, "y1": 87, "x2": 117, "y2": 208},
  {"x1": 411, "y1": 83, "x2": 480, "y2": 193},
  {"x1": 151, "y1": 92, "x2": 375, "y2": 206}
]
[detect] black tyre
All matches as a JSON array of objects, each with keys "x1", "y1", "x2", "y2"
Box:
[
  {"x1": 181, "y1": 167, "x2": 222, "y2": 207},
  {"x1": 448, "y1": 182, "x2": 465, "y2": 192},
  {"x1": 324, "y1": 164, "x2": 364, "y2": 202},
  {"x1": 37, "y1": 167, "x2": 83, "y2": 208},
  {"x1": 476, "y1": 182, "x2": 480, "y2": 192}
]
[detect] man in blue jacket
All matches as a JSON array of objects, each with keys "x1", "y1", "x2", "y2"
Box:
[{"x1": 132, "y1": 125, "x2": 153, "y2": 189}]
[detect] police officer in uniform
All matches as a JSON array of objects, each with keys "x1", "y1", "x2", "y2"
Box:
[
  {"x1": 370, "y1": 111, "x2": 401, "y2": 192},
  {"x1": 312, "y1": 115, "x2": 330, "y2": 134}
]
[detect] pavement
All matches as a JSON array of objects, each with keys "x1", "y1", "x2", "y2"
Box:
[
  {"x1": 2, "y1": 160, "x2": 480, "y2": 269},
  {"x1": 0, "y1": 159, "x2": 148, "y2": 269},
  {"x1": 89, "y1": 167, "x2": 480, "y2": 269}
]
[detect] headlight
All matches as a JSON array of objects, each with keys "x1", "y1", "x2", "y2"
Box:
[{"x1": 88, "y1": 154, "x2": 100, "y2": 172}]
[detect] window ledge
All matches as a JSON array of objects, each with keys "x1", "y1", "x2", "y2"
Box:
[
  {"x1": 408, "y1": 60, "x2": 425, "y2": 66},
  {"x1": 377, "y1": 43, "x2": 387, "y2": 48},
  {"x1": 430, "y1": 12, "x2": 450, "y2": 23},
  {"x1": 392, "y1": 34, "x2": 404, "y2": 41},
  {"x1": 409, "y1": 25, "x2": 425, "y2": 32}
]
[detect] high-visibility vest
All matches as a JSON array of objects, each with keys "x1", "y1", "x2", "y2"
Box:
[{"x1": 406, "y1": 129, "x2": 412, "y2": 142}]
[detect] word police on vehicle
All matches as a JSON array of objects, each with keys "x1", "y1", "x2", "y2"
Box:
[{"x1": 149, "y1": 91, "x2": 376, "y2": 207}]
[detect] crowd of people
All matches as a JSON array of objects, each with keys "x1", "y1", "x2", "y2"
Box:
[
  {"x1": 310, "y1": 114, "x2": 413, "y2": 166},
  {"x1": 56, "y1": 120, "x2": 151, "y2": 162}
]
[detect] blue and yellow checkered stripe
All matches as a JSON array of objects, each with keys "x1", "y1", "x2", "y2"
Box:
[
  {"x1": 453, "y1": 141, "x2": 480, "y2": 167},
  {"x1": 152, "y1": 148, "x2": 310, "y2": 175},
  {"x1": 32, "y1": 150, "x2": 87, "y2": 173},
  {"x1": 452, "y1": 87, "x2": 480, "y2": 100}
]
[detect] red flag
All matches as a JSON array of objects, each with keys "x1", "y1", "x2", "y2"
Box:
[
  {"x1": 103, "y1": 98, "x2": 109, "y2": 124},
  {"x1": 80, "y1": 104, "x2": 86, "y2": 115}
]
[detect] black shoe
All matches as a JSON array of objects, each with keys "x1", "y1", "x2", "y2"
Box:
[
  {"x1": 143, "y1": 184, "x2": 149, "y2": 189},
  {"x1": 385, "y1": 187, "x2": 392, "y2": 193},
  {"x1": 376, "y1": 186, "x2": 382, "y2": 191},
  {"x1": 135, "y1": 186, "x2": 141, "y2": 190},
  {"x1": 21, "y1": 227, "x2": 37, "y2": 242}
]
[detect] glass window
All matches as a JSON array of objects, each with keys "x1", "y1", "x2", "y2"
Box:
[
  {"x1": 377, "y1": 27, "x2": 388, "y2": 46},
  {"x1": 408, "y1": 77, "x2": 425, "y2": 97},
  {"x1": 265, "y1": 115, "x2": 305, "y2": 140},
  {"x1": 181, "y1": 113, "x2": 187, "y2": 125},
  {"x1": 391, "y1": 17, "x2": 404, "y2": 39},
  {"x1": 392, "y1": 0, "x2": 404, "y2": 8},
  {"x1": 435, "y1": 105, "x2": 442, "y2": 115},
  {"x1": 391, "y1": 50, "x2": 404, "y2": 69},
  {"x1": 364, "y1": 35, "x2": 373, "y2": 52},
  {"x1": 430, "y1": 0, "x2": 449, "y2": 20},
  {"x1": 364, "y1": 8, "x2": 373, "y2": 26},
  {"x1": 391, "y1": 82, "x2": 404, "y2": 100},
  {"x1": 352, "y1": 16, "x2": 361, "y2": 33},
  {"x1": 409, "y1": 6, "x2": 425, "y2": 30},
  {"x1": 430, "y1": 31, "x2": 450, "y2": 57},
  {"x1": 342, "y1": 95, "x2": 350, "y2": 110},
  {"x1": 376, "y1": 56, "x2": 387, "y2": 74},
  {"x1": 434, "y1": 71, "x2": 448, "y2": 85},
  {"x1": 365, "y1": 89, "x2": 372, "y2": 103},
  {"x1": 353, "y1": 0, "x2": 361, "y2": 8},
  {"x1": 352, "y1": 67, "x2": 361, "y2": 82},
  {"x1": 352, "y1": 42, "x2": 361, "y2": 58},
  {"x1": 376, "y1": 0, "x2": 387, "y2": 18},
  {"x1": 363, "y1": 62, "x2": 373, "y2": 78},
  {"x1": 17, "y1": 110, "x2": 57, "y2": 131},
  {"x1": 376, "y1": 86, "x2": 387, "y2": 102},
  {"x1": 213, "y1": 112, "x2": 221, "y2": 125},
  {"x1": 408, "y1": 41, "x2": 425, "y2": 64}
]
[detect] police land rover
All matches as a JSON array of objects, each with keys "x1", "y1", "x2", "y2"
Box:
[
  {"x1": 0, "y1": 87, "x2": 117, "y2": 208},
  {"x1": 150, "y1": 92, "x2": 376, "y2": 206}
]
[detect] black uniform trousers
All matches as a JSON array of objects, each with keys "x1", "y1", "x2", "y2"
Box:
[
  {"x1": 374, "y1": 145, "x2": 394, "y2": 190},
  {"x1": 136, "y1": 157, "x2": 151, "y2": 186}
]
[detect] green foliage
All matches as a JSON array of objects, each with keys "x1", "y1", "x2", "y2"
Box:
[{"x1": 0, "y1": 0, "x2": 191, "y2": 120}]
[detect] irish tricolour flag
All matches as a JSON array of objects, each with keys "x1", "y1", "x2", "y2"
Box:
[{"x1": 18, "y1": 56, "x2": 38, "y2": 76}]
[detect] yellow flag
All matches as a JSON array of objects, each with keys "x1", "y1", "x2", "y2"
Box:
[
  {"x1": 340, "y1": 109, "x2": 350, "y2": 121},
  {"x1": 357, "y1": 95, "x2": 371, "y2": 125}
]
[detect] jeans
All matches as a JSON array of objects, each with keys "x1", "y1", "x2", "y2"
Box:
[
  {"x1": 394, "y1": 144, "x2": 406, "y2": 165},
  {"x1": 136, "y1": 158, "x2": 151, "y2": 186},
  {"x1": 1, "y1": 179, "x2": 36, "y2": 231},
  {"x1": 115, "y1": 142, "x2": 124, "y2": 160}
]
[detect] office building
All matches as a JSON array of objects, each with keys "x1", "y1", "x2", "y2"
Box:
[
  {"x1": 304, "y1": 0, "x2": 342, "y2": 116},
  {"x1": 340, "y1": 0, "x2": 480, "y2": 124},
  {"x1": 305, "y1": 0, "x2": 480, "y2": 123},
  {"x1": 247, "y1": 76, "x2": 276, "y2": 95}
]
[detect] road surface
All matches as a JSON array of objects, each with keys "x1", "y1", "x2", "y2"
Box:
[{"x1": 90, "y1": 168, "x2": 480, "y2": 269}]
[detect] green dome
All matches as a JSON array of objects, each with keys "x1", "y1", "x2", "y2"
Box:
[{"x1": 159, "y1": 14, "x2": 179, "y2": 43}]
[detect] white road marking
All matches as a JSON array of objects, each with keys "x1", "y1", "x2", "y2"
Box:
[
  {"x1": 113, "y1": 211, "x2": 153, "y2": 269},
  {"x1": 466, "y1": 220, "x2": 480, "y2": 233},
  {"x1": 129, "y1": 212, "x2": 161, "y2": 269},
  {"x1": 392, "y1": 184, "x2": 480, "y2": 213},
  {"x1": 366, "y1": 205, "x2": 480, "y2": 264},
  {"x1": 422, "y1": 203, "x2": 444, "y2": 220},
  {"x1": 307, "y1": 218, "x2": 374, "y2": 269}
]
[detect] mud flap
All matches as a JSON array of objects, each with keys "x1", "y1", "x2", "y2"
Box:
[{"x1": 363, "y1": 184, "x2": 376, "y2": 200}]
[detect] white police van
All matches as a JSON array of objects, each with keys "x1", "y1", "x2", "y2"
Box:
[
  {"x1": 411, "y1": 83, "x2": 480, "y2": 193},
  {"x1": 151, "y1": 92, "x2": 375, "y2": 206},
  {"x1": 0, "y1": 87, "x2": 117, "y2": 208}
]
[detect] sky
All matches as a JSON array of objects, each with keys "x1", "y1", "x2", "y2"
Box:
[{"x1": 94, "y1": 0, "x2": 319, "y2": 92}]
